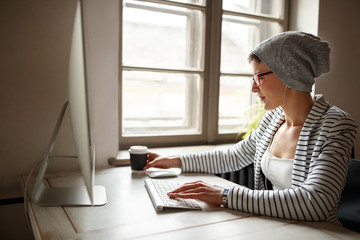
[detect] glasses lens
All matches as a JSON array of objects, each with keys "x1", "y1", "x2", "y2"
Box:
[{"x1": 252, "y1": 75, "x2": 259, "y2": 86}]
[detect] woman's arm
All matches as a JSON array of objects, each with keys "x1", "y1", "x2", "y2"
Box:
[
  {"x1": 144, "y1": 129, "x2": 259, "y2": 173},
  {"x1": 180, "y1": 129, "x2": 260, "y2": 174}
]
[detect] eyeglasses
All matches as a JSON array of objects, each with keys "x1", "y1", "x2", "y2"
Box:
[{"x1": 252, "y1": 71, "x2": 273, "y2": 87}]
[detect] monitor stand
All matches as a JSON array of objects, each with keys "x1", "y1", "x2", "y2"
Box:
[{"x1": 31, "y1": 101, "x2": 106, "y2": 206}]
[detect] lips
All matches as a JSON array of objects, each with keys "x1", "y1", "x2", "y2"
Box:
[{"x1": 259, "y1": 96, "x2": 265, "y2": 102}]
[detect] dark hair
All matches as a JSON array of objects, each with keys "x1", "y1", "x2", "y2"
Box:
[{"x1": 248, "y1": 52, "x2": 261, "y2": 63}]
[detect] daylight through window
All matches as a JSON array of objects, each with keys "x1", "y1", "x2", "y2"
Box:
[{"x1": 120, "y1": 0, "x2": 287, "y2": 147}]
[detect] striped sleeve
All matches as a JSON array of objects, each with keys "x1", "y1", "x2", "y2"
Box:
[
  {"x1": 227, "y1": 116, "x2": 357, "y2": 222},
  {"x1": 180, "y1": 109, "x2": 279, "y2": 174},
  {"x1": 180, "y1": 125, "x2": 261, "y2": 174}
]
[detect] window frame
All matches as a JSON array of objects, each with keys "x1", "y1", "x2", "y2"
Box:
[{"x1": 119, "y1": 0, "x2": 289, "y2": 149}]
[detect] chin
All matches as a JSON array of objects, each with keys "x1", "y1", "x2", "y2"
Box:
[
  {"x1": 263, "y1": 103, "x2": 278, "y2": 111},
  {"x1": 263, "y1": 104, "x2": 272, "y2": 111}
]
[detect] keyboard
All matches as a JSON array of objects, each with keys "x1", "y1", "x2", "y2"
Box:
[{"x1": 144, "y1": 179, "x2": 201, "y2": 211}]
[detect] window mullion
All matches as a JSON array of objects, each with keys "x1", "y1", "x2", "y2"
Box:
[
  {"x1": 203, "y1": 0, "x2": 222, "y2": 144},
  {"x1": 136, "y1": 0, "x2": 205, "y2": 11},
  {"x1": 122, "y1": 65, "x2": 203, "y2": 74},
  {"x1": 222, "y1": 9, "x2": 284, "y2": 23}
]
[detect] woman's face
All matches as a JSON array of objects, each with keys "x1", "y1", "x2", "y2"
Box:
[{"x1": 251, "y1": 61, "x2": 286, "y2": 110}]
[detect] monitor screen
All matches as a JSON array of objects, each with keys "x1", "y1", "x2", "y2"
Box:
[
  {"x1": 68, "y1": 0, "x2": 94, "y2": 202},
  {"x1": 31, "y1": 0, "x2": 106, "y2": 206}
]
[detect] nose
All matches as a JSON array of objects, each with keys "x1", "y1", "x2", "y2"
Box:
[{"x1": 251, "y1": 81, "x2": 259, "y2": 93}]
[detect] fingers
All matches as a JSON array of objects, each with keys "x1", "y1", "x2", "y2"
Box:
[
  {"x1": 144, "y1": 155, "x2": 169, "y2": 169},
  {"x1": 168, "y1": 192, "x2": 207, "y2": 202},
  {"x1": 144, "y1": 159, "x2": 159, "y2": 169},
  {"x1": 147, "y1": 152, "x2": 159, "y2": 162},
  {"x1": 169, "y1": 181, "x2": 205, "y2": 194},
  {"x1": 144, "y1": 152, "x2": 161, "y2": 170},
  {"x1": 144, "y1": 154, "x2": 181, "y2": 170},
  {"x1": 144, "y1": 160, "x2": 160, "y2": 169},
  {"x1": 168, "y1": 188, "x2": 209, "y2": 199},
  {"x1": 167, "y1": 181, "x2": 223, "y2": 206}
]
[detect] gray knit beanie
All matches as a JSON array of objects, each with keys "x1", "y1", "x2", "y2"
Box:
[{"x1": 252, "y1": 31, "x2": 330, "y2": 92}]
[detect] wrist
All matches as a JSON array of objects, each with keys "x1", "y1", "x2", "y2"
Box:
[
  {"x1": 169, "y1": 156, "x2": 181, "y2": 168},
  {"x1": 221, "y1": 188, "x2": 229, "y2": 208}
]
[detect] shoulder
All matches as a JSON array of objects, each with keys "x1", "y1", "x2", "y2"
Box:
[
  {"x1": 315, "y1": 95, "x2": 357, "y2": 133},
  {"x1": 255, "y1": 107, "x2": 283, "y2": 138},
  {"x1": 316, "y1": 95, "x2": 353, "y2": 121},
  {"x1": 262, "y1": 107, "x2": 283, "y2": 124}
]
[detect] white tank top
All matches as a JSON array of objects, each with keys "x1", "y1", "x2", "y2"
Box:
[{"x1": 261, "y1": 148, "x2": 294, "y2": 190}]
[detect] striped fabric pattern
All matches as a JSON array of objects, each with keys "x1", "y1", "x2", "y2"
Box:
[{"x1": 180, "y1": 95, "x2": 357, "y2": 223}]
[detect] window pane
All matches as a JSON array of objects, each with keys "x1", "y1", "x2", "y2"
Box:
[
  {"x1": 223, "y1": 0, "x2": 285, "y2": 19},
  {"x1": 221, "y1": 14, "x2": 282, "y2": 73},
  {"x1": 165, "y1": 0, "x2": 205, "y2": 6},
  {"x1": 218, "y1": 76, "x2": 253, "y2": 134},
  {"x1": 123, "y1": 0, "x2": 205, "y2": 70},
  {"x1": 122, "y1": 70, "x2": 202, "y2": 136}
]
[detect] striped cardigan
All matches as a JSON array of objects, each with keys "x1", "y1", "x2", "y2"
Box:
[{"x1": 180, "y1": 95, "x2": 357, "y2": 223}]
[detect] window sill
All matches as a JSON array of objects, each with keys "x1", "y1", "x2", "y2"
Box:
[{"x1": 108, "y1": 144, "x2": 233, "y2": 167}]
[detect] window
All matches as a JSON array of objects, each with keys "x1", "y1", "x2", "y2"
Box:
[
  {"x1": 120, "y1": 0, "x2": 288, "y2": 148},
  {"x1": 219, "y1": 0, "x2": 286, "y2": 133}
]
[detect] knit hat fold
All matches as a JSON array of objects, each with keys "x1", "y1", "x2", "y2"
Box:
[{"x1": 252, "y1": 31, "x2": 330, "y2": 92}]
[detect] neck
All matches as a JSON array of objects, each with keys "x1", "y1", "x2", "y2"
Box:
[{"x1": 282, "y1": 88, "x2": 314, "y2": 127}]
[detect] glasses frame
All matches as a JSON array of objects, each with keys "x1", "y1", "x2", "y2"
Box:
[{"x1": 252, "y1": 71, "x2": 273, "y2": 87}]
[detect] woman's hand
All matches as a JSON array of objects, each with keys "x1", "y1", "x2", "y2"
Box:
[
  {"x1": 167, "y1": 180, "x2": 223, "y2": 207},
  {"x1": 144, "y1": 152, "x2": 181, "y2": 170}
]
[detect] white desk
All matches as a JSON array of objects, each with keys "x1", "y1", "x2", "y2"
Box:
[{"x1": 24, "y1": 167, "x2": 360, "y2": 240}]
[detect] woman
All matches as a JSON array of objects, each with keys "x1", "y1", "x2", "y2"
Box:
[{"x1": 144, "y1": 31, "x2": 357, "y2": 223}]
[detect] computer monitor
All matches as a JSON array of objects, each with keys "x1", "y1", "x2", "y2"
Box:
[{"x1": 31, "y1": 0, "x2": 106, "y2": 206}]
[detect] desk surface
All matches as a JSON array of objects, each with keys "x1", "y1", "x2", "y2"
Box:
[{"x1": 25, "y1": 167, "x2": 360, "y2": 240}]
